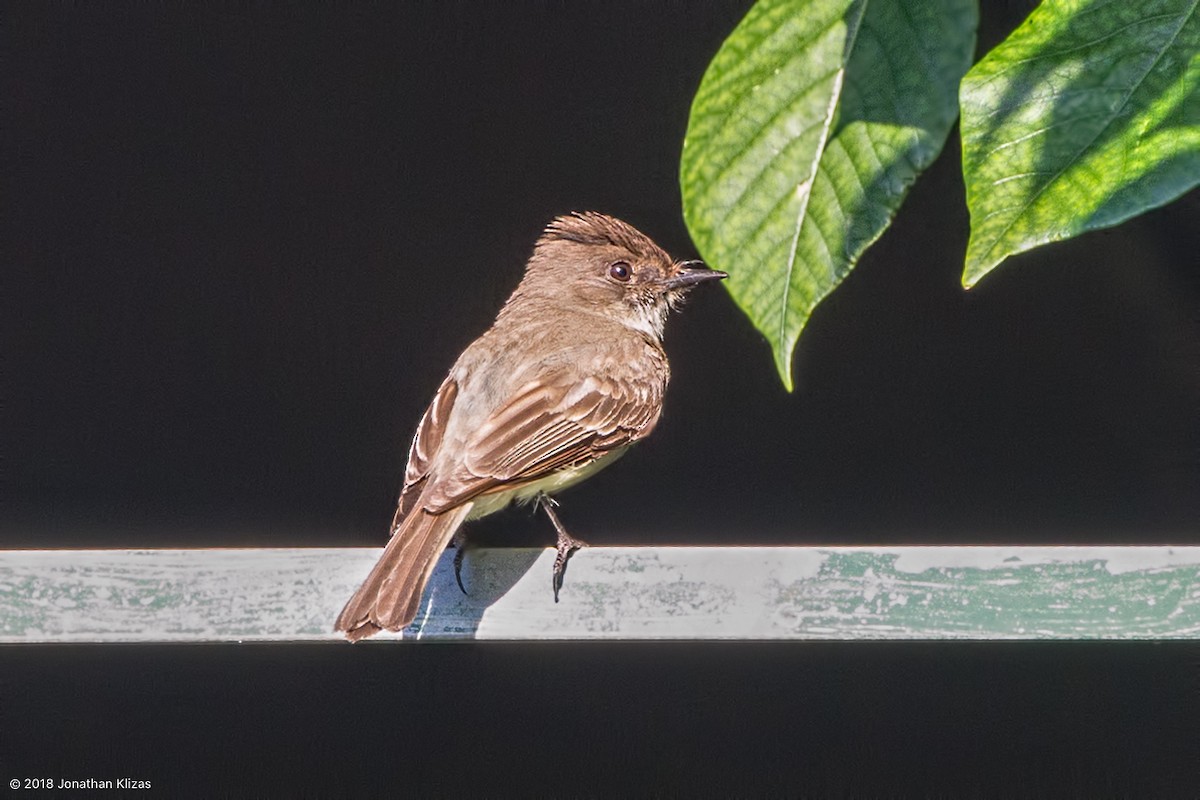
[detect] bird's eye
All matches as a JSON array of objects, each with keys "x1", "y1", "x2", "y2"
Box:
[{"x1": 609, "y1": 261, "x2": 631, "y2": 282}]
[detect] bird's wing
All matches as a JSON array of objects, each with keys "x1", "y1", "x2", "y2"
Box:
[
  {"x1": 422, "y1": 370, "x2": 664, "y2": 513},
  {"x1": 392, "y1": 375, "x2": 458, "y2": 530}
]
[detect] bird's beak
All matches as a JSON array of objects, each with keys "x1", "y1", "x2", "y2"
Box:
[{"x1": 661, "y1": 260, "x2": 728, "y2": 291}]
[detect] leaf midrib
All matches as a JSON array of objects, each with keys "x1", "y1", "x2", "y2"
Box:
[{"x1": 775, "y1": 2, "x2": 867, "y2": 377}]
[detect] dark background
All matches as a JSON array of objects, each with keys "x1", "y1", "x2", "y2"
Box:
[{"x1": 5, "y1": 0, "x2": 1199, "y2": 795}]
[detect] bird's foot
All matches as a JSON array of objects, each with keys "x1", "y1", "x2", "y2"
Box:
[
  {"x1": 552, "y1": 529, "x2": 587, "y2": 603},
  {"x1": 451, "y1": 530, "x2": 473, "y2": 595},
  {"x1": 537, "y1": 493, "x2": 587, "y2": 602}
]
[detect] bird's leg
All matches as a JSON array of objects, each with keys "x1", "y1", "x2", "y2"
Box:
[
  {"x1": 450, "y1": 529, "x2": 474, "y2": 595},
  {"x1": 537, "y1": 493, "x2": 587, "y2": 602}
]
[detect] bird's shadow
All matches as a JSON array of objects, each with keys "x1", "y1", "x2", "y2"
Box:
[{"x1": 404, "y1": 547, "x2": 544, "y2": 638}]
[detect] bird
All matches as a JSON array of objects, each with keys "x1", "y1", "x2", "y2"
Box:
[{"x1": 335, "y1": 211, "x2": 726, "y2": 641}]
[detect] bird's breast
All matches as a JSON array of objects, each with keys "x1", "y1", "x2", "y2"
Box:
[{"x1": 464, "y1": 445, "x2": 630, "y2": 520}]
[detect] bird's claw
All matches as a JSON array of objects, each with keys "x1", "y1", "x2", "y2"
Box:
[
  {"x1": 552, "y1": 528, "x2": 586, "y2": 602},
  {"x1": 451, "y1": 531, "x2": 472, "y2": 595},
  {"x1": 537, "y1": 493, "x2": 587, "y2": 602}
]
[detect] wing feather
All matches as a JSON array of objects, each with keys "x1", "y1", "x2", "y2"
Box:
[
  {"x1": 423, "y1": 369, "x2": 663, "y2": 512},
  {"x1": 393, "y1": 376, "x2": 458, "y2": 529}
]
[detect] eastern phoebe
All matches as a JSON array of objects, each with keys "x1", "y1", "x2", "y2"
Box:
[{"x1": 336, "y1": 212, "x2": 726, "y2": 640}]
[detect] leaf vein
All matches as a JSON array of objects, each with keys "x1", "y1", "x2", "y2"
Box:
[
  {"x1": 703, "y1": 68, "x2": 845, "y2": 228},
  {"x1": 974, "y1": 11, "x2": 1185, "y2": 87}
]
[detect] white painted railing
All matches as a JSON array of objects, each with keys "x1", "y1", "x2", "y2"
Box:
[{"x1": 2, "y1": 546, "x2": 1198, "y2": 642}]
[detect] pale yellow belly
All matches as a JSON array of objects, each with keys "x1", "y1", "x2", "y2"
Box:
[{"x1": 465, "y1": 446, "x2": 630, "y2": 521}]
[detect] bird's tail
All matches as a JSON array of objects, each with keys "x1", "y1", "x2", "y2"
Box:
[{"x1": 335, "y1": 501, "x2": 473, "y2": 641}]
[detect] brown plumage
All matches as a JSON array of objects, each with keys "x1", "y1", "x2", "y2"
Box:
[{"x1": 335, "y1": 212, "x2": 725, "y2": 640}]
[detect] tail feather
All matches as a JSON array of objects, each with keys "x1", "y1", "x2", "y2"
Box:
[{"x1": 336, "y1": 502, "x2": 473, "y2": 641}]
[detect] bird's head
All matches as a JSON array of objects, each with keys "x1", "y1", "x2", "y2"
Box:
[{"x1": 521, "y1": 211, "x2": 726, "y2": 339}]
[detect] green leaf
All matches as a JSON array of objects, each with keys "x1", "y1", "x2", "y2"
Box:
[
  {"x1": 682, "y1": 0, "x2": 977, "y2": 389},
  {"x1": 961, "y1": 0, "x2": 1200, "y2": 287}
]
